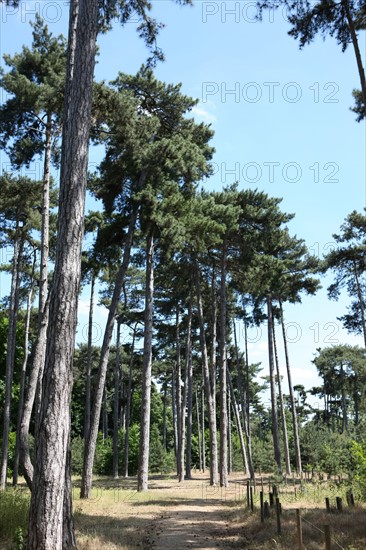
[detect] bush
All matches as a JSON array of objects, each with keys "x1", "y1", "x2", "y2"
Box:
[
  {"x1": 0, "y1": 489, "x2": 29, "y2": 544},
  {"x1": 350, "y1": 441, "x2": 366, "y2": 498}
]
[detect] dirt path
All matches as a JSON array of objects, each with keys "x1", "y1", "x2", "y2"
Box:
[{"x1": 141, "y1": 500, "x2": 244, "y2": 549}]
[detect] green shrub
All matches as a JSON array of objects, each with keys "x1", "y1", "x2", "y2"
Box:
[{"x1": 0, "y1": 489, "x2": 29, "y2": 542}]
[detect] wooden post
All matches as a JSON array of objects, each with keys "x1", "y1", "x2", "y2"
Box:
[
  {"x1": 275, "y1": 497, "x2": 281, "y2": 535},
  {"x1": 246, "y1": 480, "x2": 250, "y2": 508},
  {"x1": 324, "y1": 524, "x2": 332, "y2": 550},
  {"x1": 269, "y1": 492, "x2": 274, "y2": 507},
  {"x1": 325, "y1": 497, "x2": 330, "y2": 512},
  {"x1": 261, "y1": 476, "x2": 264, "y2": 492},
  {"x1": 273, "y1": 484, "x2": 278, "y2": 498},
  {"x1": 296, "y1": 509, "x2": 303, "y2": 550},
  {"x1": 250, "y1": 486, "x2": 254, "y2": 512},
  {"x1": 260, "y1": 491, "x2": 264, "y2": 522},
  {"x1": 264, "y1": 501, "x2": 270, "y2": 518},
  {"x1": 336, "y1": 496, "x2": 343, "y2": 512}
]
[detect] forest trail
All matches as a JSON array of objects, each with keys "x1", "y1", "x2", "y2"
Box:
[{"x1": 141, "y1": 498, "x2": 244, "y2": 549}]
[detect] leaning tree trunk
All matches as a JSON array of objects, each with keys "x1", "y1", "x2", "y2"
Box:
[
  {"x1": 137, "y1": 232, "x2": 154, "y2": 492},
  {"x1": 124, "y1": 325, "x2": 136, "y2": 478},
  {"x1": 194, "y1": 258, "x2": 218, "y2": 485},
  {"x1": 219, "y1": 242, "x2": 228, "y2": 487},
  {"x1": 27, "y1": 0, "x2": 98, "y2": 546},
  {"x1": 80, "y1": 205, "x2": 139, "y2": 499},
  {"x1": 0, "y1": 229, "x2": 22, "y2": 490},
  {"x1": 84, "y1": 272, "x2": 95, "y2": 442},
  {"x1": 113, "y1": 318, "x2": 121, "y2": 479},
  {"x1": 279, "y1": 300, "x2": 302, "y2": 475},
  {"x1": 342, "y1": 0, "x2": 366, "y2": 108},
  {"x1": 13, "y1": 248, "x2": 36, "y2": 486},
  {"x1": 227, "y1": 368, "x2": 248, "y2": 475},
  {"x1": 267, "y1": 296, "x2": 282, "y2": 475},
  {"x1": 272, "y1": 318, "x2": 291, "y2": 476},
  {"x1": 233, "y1": 320, "x2": 254, "y2": 478},
  {"x1": 353, "y1": 261, "x2": 366, "y2": 349}
]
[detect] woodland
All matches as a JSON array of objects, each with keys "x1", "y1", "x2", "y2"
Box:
[{"x1": 0, "y1": 0, "x2": 366, "y2": 549}]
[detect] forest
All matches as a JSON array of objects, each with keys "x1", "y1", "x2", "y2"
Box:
[{"x1": 0, "y1": 0, "x2": 366, "y2": 549}]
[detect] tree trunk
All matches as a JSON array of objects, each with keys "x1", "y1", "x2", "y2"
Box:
[
  {"x1": 137, "y1": 232, "x2": 154, "y2": 492},
  {"x1": 113, "y1": 319, "x2": 121, "y2": 479},
  {"x1": 353, "y1": 261, "x2": 366, "y2": 349},
  {"x1": 84, "y1": 272, "x2": 95, "y2": 442},
  {"x1": 219, "y1": 242, "x2": 228, "y2": 487},
  {"x1": 124, "y1": 325, "x2": 136, "y2": 478},
  {"x1": 279, "y1": 301, "x2": 302, "y2": 475},
  {"x1": 27, "y1": 0, "x2": 98, "y2": 546},
  {"x1": 227, "y1": 368, "x2": 248, "y2": 475},
  {"x1": 172, "y1": 365, "x2": 178, "y2": 462},
  {"x1": 233, "y1": 320, "x2": 254, "y2": 478},
  {"x1": 162, "y1": 382, "x2": 167, "y2": 451},
  {"x1": 342, "y1": 0, "x2": 366, "y2": 108},
  {"x1": 0, "y1": 229, "x2": 22, "y2": 490},
  {"x1": 267, "y1": 297, "x2": 282, "y2": 475},
  {"x1": 201, "y1": 384, "x2": 206, "y2": 473},
  {"x1": 194, "y1": 258, "x2": 218, "y2": 485},
  {"x1": 272, "y1": 318, "x2": 291, "y2": 476},
  {"x1": 340, "y1": 362, "x2": 348, "y2": 433},
  {"x1": 185, "y1": 301, "x2": 193, "y2": 479},
  {"x1": 80, "y1": 205, "x2": 138, "y2": 498},
  {"x1": 13, "y1": 248, "x2": 36, "y2": 486},
  {"x1": 227, "y1": 386, "x2": 232, "y2": 475},
  {"x1": 176, "y1": 306, "x2": 183, "y2": 481},
  {"x1": 196, "y1": 388, "x2": 202, "y2": 472}
]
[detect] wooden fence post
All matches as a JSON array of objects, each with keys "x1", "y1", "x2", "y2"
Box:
[
  {"x1": 296, "y1": 509, "x2": 303, "y2": 550},
  {"x1": 246, "y1": 480, "x2": 250, "y2": 508},
  {"x1": 250, "y1": 486, "x2": 254, "y2": 512},
  {"x1": 325, "y1": 497, "x2": 330, "y2": 512},
  {"x1": 336, "y1": 497, "x2": 343, "y2": 512},
  {"x1": 260, "y1": 491, "x2": 264, "y2": 522},
  {"x1": 275, "y1": 497, "x2": 281, "y2": 535},
  {"x1": 324, "y1": 524, "x2": 332, "y2": 550}
]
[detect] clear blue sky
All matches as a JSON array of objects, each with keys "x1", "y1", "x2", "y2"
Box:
[{"x1": 1, "y1": 1, "x2": 365, "y2": 402}]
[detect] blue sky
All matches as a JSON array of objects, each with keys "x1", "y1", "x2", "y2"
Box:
[{"x1": 0, "y1": 1, "x2": 365, "y2": 403}]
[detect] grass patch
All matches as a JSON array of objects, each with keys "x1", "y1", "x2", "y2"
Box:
[{"x1": 0, "y1": 488, "x2": 29, "y2": 549}]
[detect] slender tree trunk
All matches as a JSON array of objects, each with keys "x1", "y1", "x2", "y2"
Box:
[
  {"x1": 176, "y1": 306, "x2": 183, "y2": 481},
  {"x1": 137, "y1": 232, "x2": 154, "y2": 492},
  {"x1": 80, "y1": 205, "x2": 138, "y2": 498},
  {"x1": 27, "y1": 0, "x2": 98, "y2": 546},
  {"x1": 34, "y1": 113, "x2": 53, "y2": 432},
  {"x1": 279, "y1": 301, "x2": 302, "y2": 475},
  {"x1": 172, "y1": 366, "x2": 178, "y2": 463},
  {"x1": 227, "y1": 386, "x2": 232, "y2": 475},
  {"x1": 84, "y1": 272, "x2": 95, "y2": 441},
  {"x1": 0, "y1": 229, "x2": 22, "y2": 490},
  {"x1": 113, "y1": 319, "x2": 121, "y2": 479},
  {"x1": 201, "y1": 384, "x2": 206, "y2": 473},
  {"x1": 196, "y1": 388, "x2": 202, "y2": 471},
  {"x1": 162, "y1": 382, "x2": 167, "y2": 451},
  {"x1": 102, "y1": 387, "x2": 108, "y2": 439},
  {"x1": 219, "y1": 242, "x2": 228, "y2": 487},
  {"x1": 272, "y1": 318, "x2": 291, "y2": 476},
  {"x1": 227, "y1": 367, "x2": 248, "y2": 475},
  {"x1": 342, "y1": 0, "x2": 366, "y2": 108},
  {"x1": 353, "y1": 261, "x2": 366, "y2": 349},
  {"x1": 13, "y1": 248, "x2": 36, "y2": 486},
  {"x1": 233, "y1": 320, "x2": 254, "y2": 478},
  {"x1": 267, "y1": 297, "x2": 282, "y2": 475},
  {"x1": 194, "y1": 258, "x2": 218, "y2": 485},
  {"x1": 185, "y1": 301, "x2": 193, "y2": 479},
  {"x1": 340, "y1": 362, "x2": 348, "y2": 433},
  {"x1": 124, "y1": 326, "x2": 136, "y2": 478}
]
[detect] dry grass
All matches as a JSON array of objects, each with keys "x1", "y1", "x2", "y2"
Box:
[{"x1": 2, "y1": 473, "x2": 366, "y2": 549}]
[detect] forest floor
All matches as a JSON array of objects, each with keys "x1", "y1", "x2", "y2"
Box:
[{"x1": 73, "y1": 471, "x2": 366, "y2": 550}]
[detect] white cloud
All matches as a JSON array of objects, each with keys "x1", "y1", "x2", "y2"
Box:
[{"x1": 192, "y1": 105, "x2": 217, "y2": 124}]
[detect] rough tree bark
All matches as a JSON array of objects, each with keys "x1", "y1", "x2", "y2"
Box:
[
  {"x1": 84, "y1": 272, "x2": 95, "y2": 442},
  {"x1": 137, "y1": 231, "x2": 154, "y2": 492},
  {"x1": 27, "y1": 0, "x2": 98, "y2": 546}
]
